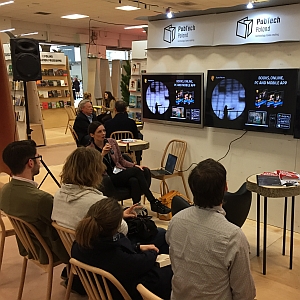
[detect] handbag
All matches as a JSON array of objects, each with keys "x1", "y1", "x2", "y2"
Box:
[{"x1": 125, "y1": 209, "x2": 158, "y2": 241}]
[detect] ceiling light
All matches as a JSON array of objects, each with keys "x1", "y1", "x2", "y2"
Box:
[
  {"x1": 0, "y1": 1, "x2": 14, "y2": 6},
  {"x1": 124, "y1": 25, "x2": 148, "y2": 29},
  {"x1": 61, "y1": 14, "x2": 89, "y2": 19},
  {"x1": 247, "y1": 2, "x2": 253, "y2": 9},
  {"x1": 115, "y1": 6, "x2": 141, "y2": 11},
  {"x1": 20, "y1": 32, "x2": 39, "y2": 36},
  {"x1": 0, "y1": 28, "x2": 15, "y2": 32},
  {"x1": 166, "y1": 7, "x2": 173, "y2": 18}
]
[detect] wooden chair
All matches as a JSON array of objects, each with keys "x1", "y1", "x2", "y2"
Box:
[
  {"x1": 110, "y1": 131, "x2": 136, "y2": 163},
  {"x1": 136, "y1": 284, "x2": 162, "y2": 300},
  {"x1": 6, "y1": 214, "x2": 62, "y2": 300},
  {"x1": 52, "y1": 222, "x2": 75, "y2": 300},
  {"x1": 68, "y1": 124, "x2": 80, "y2": 146},
  {"x1": 0, "y1": 211, "x2": 15, "y2": 271},
  {"x1": 64, "y1": 106, "x2": 77, "y2": 134},
  {"x1": 151, "y1": 139, "x2": 189, "y2": 198},
  {"x1": 69, "y1": 258, "x2": 132, "y2": 300}
]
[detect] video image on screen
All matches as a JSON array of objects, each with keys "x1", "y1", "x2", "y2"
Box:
[
  {"x1": 145, "y1": 81, "x2": 170, "y2": 114},
  {"x1": 142, "y1": 74, "x2": 204, "y2": 127},
  {"x1": 211, "y1": 78, "x2": 246, "y2": 120},
  {"x1": 255, "y1": 89, "x2": 284, "y2": 108},
  {"x1": 246, "y1": 110, "x2": 268, "y2": 127}
]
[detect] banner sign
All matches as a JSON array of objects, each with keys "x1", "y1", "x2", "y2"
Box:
[
  {"x1": 40, "y1": 52, "x2": 66, "y2": 65},
  {"x1": 147, "y1": 15, "x2": 215, "y2": 48},
  {"x1": 147, "y1": 4, "x2": 300, "y2": 49}
]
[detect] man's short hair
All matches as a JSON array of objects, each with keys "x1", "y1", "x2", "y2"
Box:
[
  {"x1": 78, "y1": 99, "x2": 92, "y2": 112},
  {"x1": 115, "y1": 100, "x2": 127, "y2": 113},
  {"x1": 2, "y1": 140, "x2": 37, "y2": 175},
  {"x1": 188, "y1": 158, "x2": 226, "y2": 208}
]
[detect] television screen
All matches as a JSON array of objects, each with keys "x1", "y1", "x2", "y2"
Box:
[
  {"x1": 205, "y1": 69, "x2": 300, "y2": 135},
  {"x1": 142, "y1": 73, "x2": 204, "y2": 127}
]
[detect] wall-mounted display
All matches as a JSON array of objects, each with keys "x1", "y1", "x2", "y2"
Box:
[
  {"x1": 142, "y1": 73, "x2": 204, "y2": 127},
  {"x1": 205, "y1": 69, "x2": 300, "y2": 136}
]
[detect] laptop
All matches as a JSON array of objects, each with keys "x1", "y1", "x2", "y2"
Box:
[{"x1": 150, "y1": 154, "x2": 177, "y2": 176}]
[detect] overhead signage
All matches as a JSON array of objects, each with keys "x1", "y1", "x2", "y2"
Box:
[
  {"x1": 147, "y1": 15, "x2": 215, "y2": 49},
  {"x1": 147, "y1": 4, "x2": 300, "y2": 49},
  {"x1": 40, "y1": 52, "x2": 66, "y2": 65}
]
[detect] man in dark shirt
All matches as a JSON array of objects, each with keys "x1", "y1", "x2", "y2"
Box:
[
  {"x1": 73, "y1": 99, "x2": 97, "y2": 146},
  {"x1": 105, "y1": 100, "x2": 142, "y2": 163}
]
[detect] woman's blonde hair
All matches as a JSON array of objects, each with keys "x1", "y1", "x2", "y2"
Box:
[
  {"x1": 60, "y1": 147, "x2": 106, "y2": 188},
  {"x1": 83, "y1": 92, "x2": 92, "y2": 100},
  {"x1": 75, "y1": 198, "x2": 123, "y2": 249}
]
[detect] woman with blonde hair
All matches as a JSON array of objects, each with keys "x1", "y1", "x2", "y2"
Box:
[
  {"x1": 52, "y1": 147, "x2": 135, "y2": 234},
  {"x1": 72, "y1": 198, "x2": 172, "y2": 300}
]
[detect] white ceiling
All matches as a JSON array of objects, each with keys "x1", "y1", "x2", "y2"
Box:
[{"x1": 0, "y1": 0, "x2": 299, "y2": 35}]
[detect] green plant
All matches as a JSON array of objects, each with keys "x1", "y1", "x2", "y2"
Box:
[{"x1": 120, "y1": 60, "x2": 131, "y2": 105}]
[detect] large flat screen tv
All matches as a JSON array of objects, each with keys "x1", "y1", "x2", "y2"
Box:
[
  {"x1": 142, "y1": 73, "x2": 204, "y2": 127},
  {"x1": 205, "y1": 69, "x2": 300, "y2": 136}
]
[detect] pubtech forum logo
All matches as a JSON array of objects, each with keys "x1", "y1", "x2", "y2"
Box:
[
  {"x1": 236, "y1": 17, "x2": 253, "y2": 39},
  {"x1": 163, "y1": 24, "x2": 176, "y2": 43}
]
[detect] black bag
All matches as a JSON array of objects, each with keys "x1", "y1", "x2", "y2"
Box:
[{"x1": 125, "y1": 209, "x2": 158, "y2": 241}]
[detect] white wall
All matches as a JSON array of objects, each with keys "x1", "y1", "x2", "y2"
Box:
[{"x1": 144, "y1": 41, "x2": 300, "y2": 233}]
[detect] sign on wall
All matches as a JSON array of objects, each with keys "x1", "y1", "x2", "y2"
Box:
[{"x1": 147, "y1": 4, "x2": 300, "y2": 49}]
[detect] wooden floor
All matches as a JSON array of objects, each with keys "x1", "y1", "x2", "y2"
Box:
[{"x1": 0, "y1": 140, "x2": 300, "y2": 299}]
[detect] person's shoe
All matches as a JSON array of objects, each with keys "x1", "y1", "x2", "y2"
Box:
[{"x1": 150, "y1": 200, "x2": 171, "y2": 214}]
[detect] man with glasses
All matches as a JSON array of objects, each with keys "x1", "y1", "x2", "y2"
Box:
[{"x1": 0, "y1": 140, "x2": 69, "y2": 265}]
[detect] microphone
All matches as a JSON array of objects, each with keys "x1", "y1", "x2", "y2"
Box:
[{"x1": 104, "y1": 138, "x2": 114, "y2": 154}]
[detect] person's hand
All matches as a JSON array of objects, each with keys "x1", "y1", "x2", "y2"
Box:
[
  {"x1": 102, "y1": 143, "x2": 112, "y2": 156},
  {"x1": 140, "y1": 244, "x2": 159, "y2": 253},
  {"x1": 134, "y1": 165, "x2": 145, "y2": 171},
  {"x1": 123, "y1": 203, "x2": 143, "y2": 218}
]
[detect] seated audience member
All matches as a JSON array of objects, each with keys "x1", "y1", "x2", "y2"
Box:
[
  {"x1": 87, "y1": 121, "x2": 171, "y2": 214},
  {"x1": 83, "y1": 92, "x2": 92, "y2": 100},
  {"x1": 73, "y1": 99, "x2": 97, "y2": 146},
  {"x1": 52, "y1": 147, "x2": 169, "y2": 254},
  {"x1": 105, "y1": 100, "x2": 143, "y2": 164},
  {"x1": 97, "y1": 91, "x2": 116, "y2": 124},
  {"x1": 72, "y1": 198, "x2": 172, "y2": 300},
  {"x1": 0, "y1": 140, "x2": 69, "y2": 265},
  {"x1": 166, "y1": 158, "x2": 256, "y2": 300}
]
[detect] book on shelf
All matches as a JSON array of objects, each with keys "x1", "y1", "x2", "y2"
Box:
[
  {"x1": 129, "y1": 78, "x2": 137, "y2": 92},
  {"x1": 52, "y1": 90, "x2": 58, "y2": 97},
  {"x1": 128, "y1": 112, "x2": 135, "y2": 119},
  {"x1": 48, "y1": 69, "x2": 54, "y2": 76},
  {"x1": 56, "y1": 101, "x2": 60, "y2": 108},
  {"x1": 131, "y1": 62, "x2": 140, "y2": 75},
  {"x1": 136, "y1": 112, "x2": 142, "y2": 122},
  {"x1": 42, "y1": 102, "x2": 49, "y2": 110},
  {"x1": 51, "y1": 101, "x2": 57, "y2": 109},
  {"x1": 64, "y1": 90, "x2": 70, "y2": 97},
  {"x1": 137, "y1": 79, "x2": 141, "y2": 92},
  {"x1": 60, "y1": 80, "x2": 66, "y2": 86},
  {"x1": 66, "y1": 100, "x2": 72, "y2": 106},
  {"x1": 39, "y1": 91, "x2": 48, "y2": 98},
  {"x1": 48, "y1": 80, "x2": 54, "y2": 86},
  {"x1": 48, "y1": 90, "x2": 54, "y2": 98},
  {"x1": 57, "y1": 90, "x2": 62, "y2": 97},
  {"x1": 59, "y1": 100, "x2": 65, "y2": 108},
  {"x1": 7, "y1": 64, "x2": 13, "y2": 76},
  {"x1": 54, "y1": 68, "x2": 64, "y2": 76},
  {"x1": 48, "y1": 102, "x2": 52, "y2": 109},
  {"x1": 136, "y1": 96, "x2": 142, "y2": 108},
  {"x1": 129, "y1": 95, "x2": 137, "y2": 108},
  {"x1": 15, "y1": 111, "x2": 25, "y2": 122}
]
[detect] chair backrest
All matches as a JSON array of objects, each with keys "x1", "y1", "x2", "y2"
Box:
[
  {"x1": 6, "y1": 213, "x2": 53, "y2": 264},
  {"x1": 110, "y1": 131, "x2": 134, "y2": 140},
  {"x1": 68, "y1": 124, "x2": 80, "y2": 145},
  {"x1": 136, "y1": 284, "x2": 162, "y2": 300},
  {"x1": 69, "y1": 258, "x2": 132, "y2": 300},
  {"x1": 223, "y1": 182, "x2": 252, "y2": 228},
  {"x1": 64, "y1": 106, "x2": 77, "y2": 120},
  {"x1": 52, "y1": 222, "x2": 75, "y2": 257},
  {"x1": 171, "y1": 195, "x2": 191, "y2": 216}
]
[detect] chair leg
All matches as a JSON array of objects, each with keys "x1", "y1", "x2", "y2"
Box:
[
  {"x1": 0, "y1": 219, "x2": 6, "y2": 271},
  {"x1": 46, "y1": 265, "x2": 54, "y2": 300},
  {"x1": 143, "y1": 195, "x2": 146, "y2": 204},
  {"x1": 65, "y1": 121, "x2": 69, "y2": 134},
  {"x1": 181, "y1": 174, "x2": 190, "y2": 199},
  {"x1": 17, "y1": 257, "x2": 28, "y2": 300},
  {"x1": 64, "y1": 267, "x2": 74, "y2": 300}
]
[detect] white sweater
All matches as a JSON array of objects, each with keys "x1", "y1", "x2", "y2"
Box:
[{"x1": 51, "y1": 184, "x2": 128, "y2": 235}]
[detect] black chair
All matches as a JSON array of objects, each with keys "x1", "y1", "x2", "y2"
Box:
[
  {"x1": 223, "y1": 182, "x2": 252, "y2": 228},
  {"x1": 98, "y1": 154, "x2": 151, "y2": 204},
  {"x1": 171, "y1": 182, "x2": 252, "y2": 228}
]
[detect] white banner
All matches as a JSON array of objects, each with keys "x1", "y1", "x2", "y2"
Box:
[
  {"x1": 40, "y1": 52, "x2": 66, "y2": 65},
  {"x1": 147, "y1": 15, "x2": 215, "y2": 49},
  {"x1": 147, "y1": 4, "x2": 300, "y2": 49}
]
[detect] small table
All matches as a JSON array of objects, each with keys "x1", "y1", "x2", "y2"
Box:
[
  {"x1": 117, "y1": 139, "x2": 149, "y2": 163},
  {"x1": 246, "y1": 174, "x2": 300, "y2": 275}
]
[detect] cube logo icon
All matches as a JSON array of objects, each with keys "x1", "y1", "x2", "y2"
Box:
[
  {"x1": 236, "y1": 17, "x2": 253, "y2": 39},
  {"x1": 163, "y1": 25, "x2": 176, "y2": 43}
]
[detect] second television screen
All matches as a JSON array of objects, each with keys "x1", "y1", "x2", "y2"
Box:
[{"x1": 142, "y1": 74, "x2": 204, "y2": 127}]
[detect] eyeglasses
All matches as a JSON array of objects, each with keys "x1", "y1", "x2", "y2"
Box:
[{"x1": 29, "y1": 155, "x2": 42, "y2": 161}]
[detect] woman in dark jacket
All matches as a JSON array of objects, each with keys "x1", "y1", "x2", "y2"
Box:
[{"x1": 72, "y1": 198, "x2": 172, "y2": 300}]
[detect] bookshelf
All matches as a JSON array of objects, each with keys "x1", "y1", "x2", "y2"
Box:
[{"x1": 38, "y1": 52, "x2": 74, "y2": 129}]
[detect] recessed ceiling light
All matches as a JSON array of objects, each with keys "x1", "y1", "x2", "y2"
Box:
[
  {"x1": 20, "y1": 32, "x2": 39, "y2": 36},
  {"x1": 61, "y1": 14, "x2": 89, "y2": 19},
  {"x1": 0, "y1": 1, "x2": 14, "y2": 7},
  {"x1": 124, "y1": 25, "x2": 148, "y2": 29},
  {"x1": 0, "y1": 28, "x2": 15, "y2": 32},
  {"x1": 115, "y1": 6, "x2": 141, "y2": 11}
]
